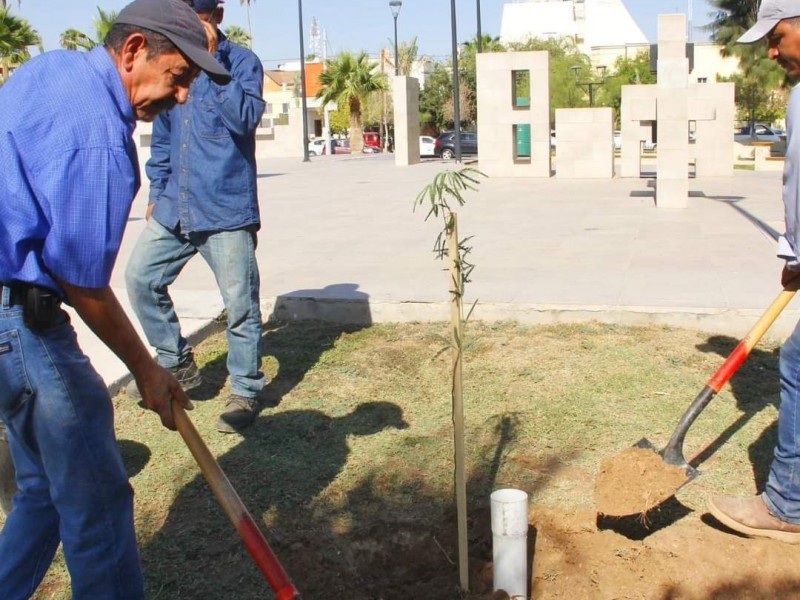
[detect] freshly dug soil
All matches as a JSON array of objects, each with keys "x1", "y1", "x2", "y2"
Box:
[{"x1": 595, "y1": 447, "x2": 690, "y2": 516}]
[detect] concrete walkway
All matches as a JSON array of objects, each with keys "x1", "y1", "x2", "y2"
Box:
[{"x1": 79, "y1": 154, "x2": 794, "y2": 392}]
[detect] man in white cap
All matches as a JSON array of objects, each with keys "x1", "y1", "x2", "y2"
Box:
[
  {"x1": 0, "y1": 0, "x2": 229, "y2": 596},
  {"x1": 707, "y1": 0, "x2": 800, "y2": 544}
]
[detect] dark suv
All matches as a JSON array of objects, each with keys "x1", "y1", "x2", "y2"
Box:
[{"x1": 434, "y1": 131, "x2": 478, "y2": 159}]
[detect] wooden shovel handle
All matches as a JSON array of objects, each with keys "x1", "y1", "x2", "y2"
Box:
[{"x1": 172, "y1": 402, "x2": 300, "y2": 600}]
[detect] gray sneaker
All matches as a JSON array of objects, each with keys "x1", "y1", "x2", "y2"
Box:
[
  {"x1": 216, "y1": 394, "x2": 260, "y2": 433},
  {"x1": 126, "y1": 354, "x2": 202, "y2": 398}
]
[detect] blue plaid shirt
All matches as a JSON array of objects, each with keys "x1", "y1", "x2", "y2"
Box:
[
  {"x1": 147, "y1": 33, "x2": 265, "y2": 233},
  {"x1": 0, "y1": 47, "x2": 138, "y2": 297}
]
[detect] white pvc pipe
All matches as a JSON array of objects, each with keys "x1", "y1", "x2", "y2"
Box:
[{"x1": 491, "y1": 488, "x2": 529, "y2": 599}]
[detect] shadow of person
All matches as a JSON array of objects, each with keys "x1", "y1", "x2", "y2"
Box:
[
  {"x1": 138, "y1": 401, "x2": 407, "y2": 599},
  {"x1": 188, "y1": 284, "x2": 373, "y2": 403},
  {"x1": 258, "y1": 283, "x2": 374, "y2": 409},
  {"x1": 689, "y1": 335, "x2": 781, "y2": 489}
]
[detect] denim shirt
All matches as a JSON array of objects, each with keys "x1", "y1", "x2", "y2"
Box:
[{"x1": 147, "y1": 33, "x2": 266, "y2": 234}]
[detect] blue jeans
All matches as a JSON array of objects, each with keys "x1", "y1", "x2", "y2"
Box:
[
  {"x1": 766, "y1": 320, "x2": 800, "y2": 523},
  {"x1": 0, "y1": 290, "x2": 143, "y2": 599},
  {"x1": 125, "y1": 219, "x2": 264, "y2": 397}
]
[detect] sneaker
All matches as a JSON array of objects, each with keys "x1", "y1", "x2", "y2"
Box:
[
  {"x1": 126, "y1": 354, "x2": 202, "y2": 399},
  {"x1": 707, "y1": 494, "x2": 800, "y2": 544},
  {"x1": 216, "y1": 394, "x2": 260, "y2": 433}
]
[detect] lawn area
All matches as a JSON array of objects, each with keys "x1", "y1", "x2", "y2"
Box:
[{"x1": 10, "y1": 319, "x2": 795, "y2": 599}]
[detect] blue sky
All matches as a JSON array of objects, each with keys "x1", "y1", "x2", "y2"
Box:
[{"x1": 14, "y1": 0, "x2": 717, "y2": 68}]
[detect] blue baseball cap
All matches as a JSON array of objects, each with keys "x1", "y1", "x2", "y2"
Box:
[
  {"x1": 116, "y1": 0, "x2": 230, "y2": 84},
  {"x1": 191, "y1": 0, "x2": 224, "y2": 13}
]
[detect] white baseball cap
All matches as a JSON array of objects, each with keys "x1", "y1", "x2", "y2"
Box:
[{"x1": 738, "y1": 0, "x2": 800, "y2": 43}]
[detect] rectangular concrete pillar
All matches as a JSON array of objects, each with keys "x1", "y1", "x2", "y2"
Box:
[
  {"x1": 555, "y1": 108, "x2": 614, "y2": 178},
  {"x1": 393, "y1": 76, "x2": 420, "y2": 166},
  {"x1": 656, "y1": 14, "x2": 689, "y2": 208},
  {"x1": 477, "y1": 51, "x2": 551, "y2": 178}
]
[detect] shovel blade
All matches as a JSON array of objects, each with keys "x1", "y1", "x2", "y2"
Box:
[{"x1": 634, "y1": 438, "x2": 699, "y2": 481}]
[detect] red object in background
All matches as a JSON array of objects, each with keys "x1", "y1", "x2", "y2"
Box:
[{"x1": 363, "y1": 131, "x2": 381, "y2": 148}]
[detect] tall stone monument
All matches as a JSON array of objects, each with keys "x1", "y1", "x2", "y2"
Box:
[
  {"x1": 476, "y1": 52, "x2": 551, "y2": 177},
  {"x1": 620, "y1": 14, "x2": 734, "y2": 208},
  {"x1": 393, "y1": 76, "x2": 421, "y2": 166}
]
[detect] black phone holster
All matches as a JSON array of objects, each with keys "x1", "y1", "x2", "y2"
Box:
[{"x1": 23, "y1": 285, "x2": 63, "y2": 331}]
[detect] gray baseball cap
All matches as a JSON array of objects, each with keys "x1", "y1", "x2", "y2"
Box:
[
  {"x1": 738, "y1": 0, "x2": 800, "y2": 44},
  {"x1": 116, "y1": 0, "x2": 231, "y2": 84}
]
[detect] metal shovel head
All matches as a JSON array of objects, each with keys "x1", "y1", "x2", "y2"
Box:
[{"x1": 635, "y1": 438, "x2": 699, "y2": 482}]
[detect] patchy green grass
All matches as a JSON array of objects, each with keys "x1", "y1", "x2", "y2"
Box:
[{"x1": 10, "y1": 320, "x2": 781, "y2": 599}]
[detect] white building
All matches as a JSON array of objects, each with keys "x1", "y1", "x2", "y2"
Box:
[{"x1": 500, "y1": 0, "x2": 647, "y2": 55}]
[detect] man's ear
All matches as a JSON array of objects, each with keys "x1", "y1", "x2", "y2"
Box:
[{"x1": 120, "y1": 32, "x2": 148, "y2": 71}]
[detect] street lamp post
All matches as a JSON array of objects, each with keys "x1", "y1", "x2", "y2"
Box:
[
  {"x1": 476, "y1": 0, "x2": 482, "y2": 53},
  {"x1": 298, "y1": 0, "x2": 310, "y2": 162},
  {"x1": 450, "y1": 0, "x2": 462, "y2": 163},
  {"x1": 389, "y1": 0, "x2": 402, "y2": 76},
  {"x1": 571, "y1": 64, "x2": 607, "y2": 108}
]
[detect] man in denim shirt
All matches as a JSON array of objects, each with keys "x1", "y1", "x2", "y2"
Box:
[
  {"x1": 126, "y1": 0, "x2": 267, "y2": 433},
  {"x1": 0, "y1": 0, "x2": 229, "y2": 595}
]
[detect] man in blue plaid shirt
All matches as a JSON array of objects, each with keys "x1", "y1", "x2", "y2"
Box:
[{"x1": 0, "y1": 0, "x2": 230, "y2": 596}]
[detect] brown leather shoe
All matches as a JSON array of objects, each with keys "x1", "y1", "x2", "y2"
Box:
[{"x1": 707, "y1": 494, "x2": 800, "y2": 544}]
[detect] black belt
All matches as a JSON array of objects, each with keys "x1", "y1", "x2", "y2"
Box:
[{"x1": 0, "y1": 283, "x2": 26, "y2": 307}]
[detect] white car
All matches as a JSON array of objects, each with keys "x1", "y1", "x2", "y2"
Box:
[
  {"x1": 419, "y1": 135, "x2": 436, "y2": 157},
  {"x1": 308, "y1": 138, "x2": 327, "y2": 156}
]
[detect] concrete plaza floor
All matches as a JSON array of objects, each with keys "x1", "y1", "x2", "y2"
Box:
[{"x1": 77, "y1": 153, "x2": 794, "y2": 391}]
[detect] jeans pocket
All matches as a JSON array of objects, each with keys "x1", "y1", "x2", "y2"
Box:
[{"x1": 0, "y1": 330, "x2": 34, "y2": 416}]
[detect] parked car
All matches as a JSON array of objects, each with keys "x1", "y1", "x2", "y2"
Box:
[
  {"x1": 735, "y1": 122, "x2": 786, "y2": 156},
  {"x1": 419, "y1": 135, "x2": 436, "y2": 157},
  {"x1": 361, "y1": 143, "x2": 381, "y2": 154},
  {"x1": 308, "y1": 138, "x2": 326, "y2": 156},
  {"x1": 331, "y1": 139, "x2": 351, "y2": 154},
  {"x1": 434, "y1": 131, "x2": 478, "y2": 159},
  {"x1": 613, "y1": 130, "x2": 622, "y2": 151}
]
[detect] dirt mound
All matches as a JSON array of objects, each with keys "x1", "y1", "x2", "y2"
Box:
[{"x1": 595, "y1": 447, "x2": 690, "y2": 516}]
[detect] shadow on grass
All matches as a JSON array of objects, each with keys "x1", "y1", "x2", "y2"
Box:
[{"x1": 689, "y1": 335, "x2": 780, "y2": 491}]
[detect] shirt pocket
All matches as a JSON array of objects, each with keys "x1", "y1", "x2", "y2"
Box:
[
  {"x1": 196, "y1": 97, "x2": 228, "y2": 140},
  {"x1": 0, "y1": 331, "x2": 34, "y2": 417}
]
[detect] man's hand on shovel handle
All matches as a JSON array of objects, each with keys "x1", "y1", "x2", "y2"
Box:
[{"x1": 782, "y1": 265, "x2": 800, "y2": 291}]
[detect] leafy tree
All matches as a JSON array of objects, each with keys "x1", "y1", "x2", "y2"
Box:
[
  {"x1": 603, "y1": 51, "x2": 656, "y2": 125},
  {"x1": 224, "y1": 24, "x2": 251, "y2": 48},
  {"x1": 0, "y1": 5, "x2": 40, "y2": 81},
  {"x1": 506, "y1": 37, "x2": 591, "y2": 124},
  {"x1": 457, "y1": 34, "x2": 505, "y2": 125},
  {"x1": 721, "y1": 72, "x2": 787, "y2": 128},
  {"x1": 329, "y1": 103, "x2": 350, "y2": 135},
  {"x1": 706, "y1": 0, "x2": 786, "y2": 130},
  {"x1": 59, "y1": 7, "x2": 118, "y2": 51},
  {"x1": 316, "y1": 51, "x2": 388, "y2": 152},
  {"x1": 419, "y1": 61, "x2": 453, "y2": 133}
]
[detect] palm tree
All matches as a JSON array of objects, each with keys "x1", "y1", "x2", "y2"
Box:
[
  {"x1": 223, "y1": 24, "x2": 251, "y2": 48},
  {"x1": 0, "y1": 6, "x2": 40, "y2": 81},
  {"x1": 239, "y1": 0, "x2": 254, "y2": 42},
  {"x1": 59, "y1": 6, "x2": 118, "y2": 51},
  {"x1": 317, "y1": 51, "x2": 389, "y2": 153}
]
